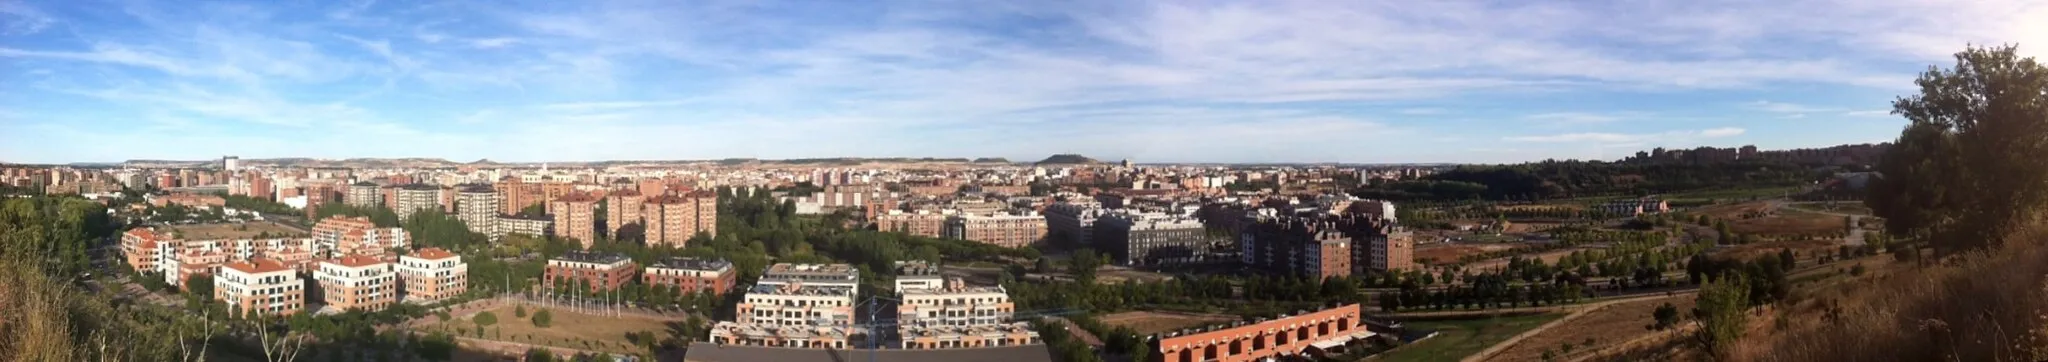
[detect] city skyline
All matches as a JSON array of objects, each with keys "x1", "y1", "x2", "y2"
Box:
[{"x1": 2, "y1": 0, "x2": 2043, "y2": 164}]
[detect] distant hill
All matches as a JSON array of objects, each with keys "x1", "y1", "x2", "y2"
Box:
[
  {"x1": 972, "y1": 157, "x2": 1012, "y2": 164},
  {"x1": 1035, "y1": 154, "x2": 1102, "y2": 165}
]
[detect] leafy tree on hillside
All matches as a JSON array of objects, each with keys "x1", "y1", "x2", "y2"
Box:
[
  {"x1": 1694, "y1": 273, "x2": 1751, "y2": 358},
  {"x1": 1870, "y1": 44, "x2": 2048, "y2": 255}
]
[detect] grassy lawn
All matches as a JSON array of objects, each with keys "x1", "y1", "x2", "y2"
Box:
[
  {"x1": 1376, "y1": 313, "x2": 1563, "y2": 362},
  {"x1": 419, "y1": 304, "x2": 679, "y2": 355}
]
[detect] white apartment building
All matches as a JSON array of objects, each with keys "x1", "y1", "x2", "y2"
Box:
[
  {"x1": 712, "y1": 263, "x2": 862, "y2": 349},
  {"x1": 314, "y1": 255, "x2": 397, "y2": 312},
  {"x1": 215, "y1": 258, "x2": 306, "y2": 317}
]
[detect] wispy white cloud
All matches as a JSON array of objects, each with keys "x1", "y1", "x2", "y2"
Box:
[
  {"x1": 1746, "y1": 100, "x2": 1835, "y2": 113},
  {"x1": 1525, "y1": 112, "x2": 1631, "y2": 126},
  {"x1": 0, "y1": 1, "x2": 54, "y2": 35}
]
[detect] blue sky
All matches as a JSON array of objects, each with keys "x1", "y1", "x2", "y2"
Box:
[{"x1": 1, "y1": 0, "x2": 2043, "y2": 164}]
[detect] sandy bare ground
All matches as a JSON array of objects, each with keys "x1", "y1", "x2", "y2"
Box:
[
  {"x1": 1480, "y1": 294, "x2": 1697, "y2": 362},
  {"x1": 1459, "y1": 291, "x2": 1697, "y2": 362},
  {"x1": 1098, "y1": 310, "x2": 1238, "y2": 335}
]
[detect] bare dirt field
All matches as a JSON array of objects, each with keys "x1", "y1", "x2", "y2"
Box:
[
  {"x1": 419, "y1": 303, "x2": 680, "y2": 355},
  {"x1": 1414, "y1": 243, "x2": 1522, "y2": 265},
  {"x1": 1729, "y1": 210, "x2": 1848, "y2": 236},
  {"x1": 1503, "y1": 222, "x2": 1563, "y2": 234},
  {"x1": 164, "y1": 221, "x2": 307, "y2": 239},
  {"x1": 1098, "y1": 311, "x2": 1238, "y2": 335},
  {"x1": 1482, "y1": 294, "x2": 1698, "y2": 362},
  {"x1": 1498, "y1": 204, "x2": 1586, "y2": 212},
  {"x1": 1465, "y1": 247, "x2": 1598, "y2": 271}
]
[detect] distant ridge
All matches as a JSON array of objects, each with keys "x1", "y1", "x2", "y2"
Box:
[
  {"x1": 972, "y1": 157, "x2": 1012, "y2": 164},
  {"x1": 1035, "y1": 154, "x2": 1102, "y2": 165}
]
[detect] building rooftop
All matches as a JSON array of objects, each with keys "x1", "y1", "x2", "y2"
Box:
[
  {"x1": 761, "y1": 263, "x2": 858, "y2": 282},
  {"x1": 553, "y1": 251, "x2": 632, "y2": 265},
  {"x1": 411, "y1": 247, "x2": 458, "y2": 260},
  {"x1": 650, "y1": 257, "x2": 732, "y2": 271},
  {"x1": 223, "y1": 258, "x2": 292, "y2": 274},
  {"x1": 328, "y1": 254, "x2": 388, "y2": 268},
  {"x1": 396, "y1": 183, "x2": 441, "y2": 191},
  {"x1": 750, "y1": 283, "x2": 857, "y2": 296},
  {"x1": 458, "y1": 184, "x2": 494, "y2": 193},
  {"x1": 895, "y1": 260, "x2": 941, "y2": 277}
]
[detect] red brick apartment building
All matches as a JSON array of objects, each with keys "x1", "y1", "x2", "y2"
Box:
[
  {"x1": 550, "y1": 193, "x2": 599, "y2": 247},
  {"x1": 642, "y1": 257, "x2": 736, "y2": 296},
  {"x1": 314, "y1": 255, "x2": 396, "y2": 312},
  {"x1": 545, "y1": 251, "x2": 638, "y2": 293},
  {"x1": 1151, "y1": 304, "x2": 1370, "y2": 362},
  {"x1": 644, "y1": 191, "x2": 718, "y2": 247}
]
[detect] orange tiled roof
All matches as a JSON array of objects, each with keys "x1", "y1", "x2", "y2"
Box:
[{"x1": 413, "y1": 247, "x2": 458, "y2": 260}]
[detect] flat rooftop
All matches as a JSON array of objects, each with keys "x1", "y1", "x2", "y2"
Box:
[
  {"x1": 683, "y1": 342, "x2": 1051, "y2": 362},
  {"x1": 553, "y1": 250, "x2": 631, "y2": 264},
  {"x1": 651, "y1": 257, "x2": 732, "y2": 271},
  {"x1": 161, "y1": 222, "x2": 309, "y2": 240},
  {"x1": 761, "y1": 263, "x2": 858, "y2": 282}
]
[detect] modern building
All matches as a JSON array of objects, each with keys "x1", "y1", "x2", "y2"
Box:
[
  {"x1": 215, "y1": 258, "x2": 305, "y2": 317},
  {"x1": 944, "y1": 213, "x2": 1047, "y2": 248},
  {"x1": 312, "y1": 216, "x2": 410, "y2": 258},
  {"x1": 495, "y1": 179, "x2": 544, "y2": 216},
  {"x1": 345, "y1": 182, "x2": 382, "y2": 208},
  {"x1": 550, "y1": 192, "x2": 600, "y2": 247},
  {"x1": 392, "y1": 184, "x2": 445, "y2": 220},
  {"x1": 397, "y1": 247, "x2": 468, "y2": 303},
  {"x1": 1148, "y1": 304, "x2": 1371, "y2": 362},
  {"x1": 876, "y1": 209, "x2": 951, "y2": 238},
  {"x1": 1603, "y1": 198, "x2": 1671, "y2": 218},
  {"x1": 544, "y1": 251, "x2": 638, "y2": 293},
  {"x1": 894, "y1": 261, "x2": 944, "y2": 291},
  {"x1": 1240, "y1": 212, "x2": 1414, "y2": 279},
  {"x1": 895, "y1": 274, "x2": 1039, "y2": 350},
  {"x1": 605, "y1": 190, "x2": 645, "y2": 238},
  {"x1": 713, "y1": 263, "x2": 861, "y2": 349},
  {"x1": 1095, "y1": 212, "x2": 1224, "y2": 266},
  {"x1": 314, "y1": 255, "x2": 397, "y2": 313},
  {"x1": 645, "y1": 191, "x2": 718, "y2": 247},
  {"x1": 643, "y1": 257, "x2": 736, "y2": 296},
  {"x1": 496, "y1": 214, "x2": 554, "y2": 239},
  {"x1": 455, "y1": 184, "x2": 500, "y2": 237},
  {"x1": 1043, "y1": 203, "x2": 1107, "y2": 247}
]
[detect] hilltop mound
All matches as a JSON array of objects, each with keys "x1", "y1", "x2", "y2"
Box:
[
  {"x1": 972, "y1": 157, "x2": 1012, "y2": 164},
  {"x1": 1035, "y1": 154, "x2": 1102, "y2": 165}
]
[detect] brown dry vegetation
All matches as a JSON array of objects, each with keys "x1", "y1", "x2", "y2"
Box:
[
  {"x1": 1694, "y1": 202, "x2": 1774, "y2": 220},
  {"x1": 1709, "y1": 239, "x2": 1838, "y2": 260},
  {"x1": 1098, "y1": 311, "x2": 1238, "y2": 335},
  {"x1": 1737, "y1": 227, "x2": 2048, "y2": 361},
  {"x1": 1484, "y1": 295, "x2": 1698, "y2": 362},
  {"x1": 1415, "y1": 243, "x2": 1520, "y2": 264},
  {"x1": 1727, "y1": 210, "x2": 1846, "y2": 237}
]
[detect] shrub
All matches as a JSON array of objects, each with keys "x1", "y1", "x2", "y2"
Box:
[
  {"x1": 532, "y1": 309, "x2": 552, "y2": 327},
  {"x1": 516, "y1": 305, "x2": 528, "y2": 318},
  {"x1": 435, "y1": 311, "x2": 451, "y2": 322},
  {"x1": 474, "y1": 311, "x2": 497, "y2": 326}
]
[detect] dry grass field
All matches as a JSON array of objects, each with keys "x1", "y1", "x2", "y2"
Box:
[
  {"x1": 1728, "y1": 210, "x2": 1847, "y2": 236},
  {"x1": 1710, "y1": 239, "x2": 1839, "y2": 260},
  {"x1": 1482, "y1": 294, "x2": 1697, "y2": 362},
  {"x1": 1464, "y1": 247, "x2": 1597, "y2": 271},
  {"x1": 1098, "y1": 311, "x2": 1238, "y2": 335},
  {"x1": 1414, "y1": 243, "x2": 1521, "y2": 265},
  {"x1": 420, "y1": 304, "x2": 678, "y2": 355},
  {"x1": 1694, "y1": 201, "x2": 1775, "y2": 220}
]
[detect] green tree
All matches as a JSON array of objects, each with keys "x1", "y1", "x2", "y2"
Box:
[
  {"x1": 1694, "y1": 272, "x2": 1751, "y2": 358},
  {"x1": 1874, "y1": 44, "x2": 2048, "y2": 254},
  {"x1": 1651, "y1": 302, "x2": 1680, "y2": 330}
]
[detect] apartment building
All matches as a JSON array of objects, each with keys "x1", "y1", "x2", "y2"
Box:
[
  {"x1": 1043, "y1": 202, "x2": 1107, "y2": 247},
  {"x1": 1096, "y1": 212, "x2": 1225, "y2": 266},
  {"x1": 876, "y1": 209, "x2": 951, "y2": 238},
  {"x1": 495, "y1": 179, "x2": 544, "y2": 215},
  {"x1": 895, "y1": 261, "x2": 944, "y2": 291},
  {"x1": 1150, "y1": 304, "x2": 1370, "y2": 362},
  {"x1": 943, "y1": 213, "x2": 1047, "y2": 248},
  {"x1": 605, "y1": 190, "x2": 645, "y2": 237},
  {"x1": 314, "y1": 255, "x2": 396, "y2": 312},
  {"x1": 312, "y1": 216, "x2": 410, "y2": 258},
  {"x1": 455, "y1": 184, "x2": 500, "y2": 237},
  {"x1": 345, "y1": 182, "x2": 381, "y2": 208},
  {"x1": 397, "y1": 248, "x2": 468, "y2": 303},
  {"x1": 496, "y1": 214, "x2": 554, "y2": 239},
  {"x1": 713, "y1": 263, "x2": 861, "y2": 349},
  {"x1": 642, "y1": 257, "x2": 736, "y2": 296},
  {"x1": 544, "y1": 251, "x2": 637, "y2": 293},
  {"x1": 1240, "y1": 212, "x2": 1414, "y2": 279},
  {"x1": 392, "y1": 184, "x2": 444, "y2": 220},
  {"x1": 550, "y1": 193, "x2": 599, "y2": 247},
  {"x1": 896, "y1": 278, "x2": 1038, "y2": 349},
  {"x1": 215, "y1": 258, "x2": 305, "y2": 317},
  {"x1": 644, "y1": 191, "x2": 717, "y2": 247}
]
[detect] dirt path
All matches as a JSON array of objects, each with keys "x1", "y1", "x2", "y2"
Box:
[{"x1": 1458, "y1": 291, "x2": 1698, "y2": 362}]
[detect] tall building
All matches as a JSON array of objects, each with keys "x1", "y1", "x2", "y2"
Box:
[
  {"x1": 345, "y1": 182, "x2": 382, "y2": 208},
  {"x1": 943, "y1": 213, "x2": 1047, "y2": 248},
  {"x1": 550, "y1": 193, "x2": 600, "y2": 247},
  {"x1": 495, "y1": 179, "x2": 544, "y2": 215},
  {"x1": 397, "y1": 248, "x2": 467, "y2": 303},
  {"x1": 605, "y1": 190, "x2": 645, "y2": 238},
  {"x1": 642, "y1": 257, "x2": 735, "y2": 296},
  {"x1": 713, "y1": 263, "x2": 861, "y2": 349},
  {"x1": 544, "y1": 251, "x2": 637, "y2": 293},
  {"x1": 455, "y1": 184, "x2": 500, "y2": 237},
  {"x1": 1043, "y1": 202, "x2": 1106, "y2": 247},
  {"x1": 1240, "y1": 213, "x2": 1412, "y2": 280},
  {"x1": 223, "y1": 156, "x2": 240, "y2": 171},
  {"x1": 314, "y1": 255, "x2": 396, "y2": 312},
  {"x1": 215, "y1": 258, "x2": 305, "y2": 317},
  {"x1": 392, "y1": 184, "x2": 444, "y2": 220},
  {"x1": 644, "y1": 191, "x2": 717, "y2": 247}
]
